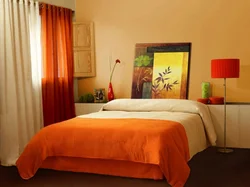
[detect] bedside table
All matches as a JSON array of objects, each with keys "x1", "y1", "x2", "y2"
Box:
[
  {"x1": 207, "y1": 104, "x2": 250, "y2": 149},
  {"x1": 75, "y1": 103, "x2": 105, "y2": 116}
]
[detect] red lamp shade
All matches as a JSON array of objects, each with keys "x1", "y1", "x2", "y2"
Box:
[{"x1": 211, "y1": 59, "x2": 240, "y2": 78}]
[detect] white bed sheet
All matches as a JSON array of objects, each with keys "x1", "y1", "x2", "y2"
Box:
[{"x1": 78, "y1": 111, "x2": 208, "y2": 159}]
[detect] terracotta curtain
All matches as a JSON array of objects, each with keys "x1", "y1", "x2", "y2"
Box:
[{"x1": 40, "y1": 4, "x2": 75, "y2": 126}]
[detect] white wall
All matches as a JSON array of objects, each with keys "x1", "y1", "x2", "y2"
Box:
[{"x1": 36, "y1": 0, "x2": 75, "y2": 10}]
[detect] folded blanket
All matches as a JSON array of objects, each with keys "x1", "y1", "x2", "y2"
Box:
[{"x1": 16, "y1": 118, "x2": 190, "y2": 187}]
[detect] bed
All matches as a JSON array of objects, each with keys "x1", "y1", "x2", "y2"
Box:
[{"x1": 16, "y1": 99, "x2": 217, "y2": 187}]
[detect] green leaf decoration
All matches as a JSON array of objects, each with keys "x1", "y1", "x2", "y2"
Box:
[{"x1": 134, "y1": 55, "x2": 152, "y2": 67}]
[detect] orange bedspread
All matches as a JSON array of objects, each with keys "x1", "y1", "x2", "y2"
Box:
[{"x1": 16, "y1": 118, "x2": 190, "y2": 187}]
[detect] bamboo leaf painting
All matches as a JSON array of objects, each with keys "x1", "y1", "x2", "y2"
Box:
[{"x1": 131, "y1": 43, "x2": 191, "y2": 99}]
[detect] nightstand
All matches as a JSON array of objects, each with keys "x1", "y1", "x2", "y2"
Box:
[
  {"x1": 207, "y1": 104, "x2": 250, "y2": 149},
  {"x1": 75, "y1": 103, "x2": 105, "y2": 116}
]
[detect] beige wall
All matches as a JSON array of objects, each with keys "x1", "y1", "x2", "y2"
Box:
[{"x1": 75, "y1": 0, "x2": 250, "y2": 102}]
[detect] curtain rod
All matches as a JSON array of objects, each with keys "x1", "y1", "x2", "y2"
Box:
[
  {"x1": 38, "y1": 1, "x2": 75, "y2": 12},
  {"x1": 19, "y1": 0, "x2": 75, "y2": 12},
  {"x1": 14, "y1": 0, "x2": 75, "y2": 13}
]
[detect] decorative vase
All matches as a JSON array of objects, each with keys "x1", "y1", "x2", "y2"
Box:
[
  {"x1": 108, "y1": 82, "x2": 114, "y2": 101},
  {"x1": 201, "y1": 82, "x2": 210, "y2": 99}
]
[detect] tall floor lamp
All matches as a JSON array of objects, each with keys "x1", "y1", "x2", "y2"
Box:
[{"x1": 211, "y1": 58, "x2": 240, "y2": 153}]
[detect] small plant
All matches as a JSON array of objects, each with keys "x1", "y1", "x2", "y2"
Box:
[{"x1": 79, "y1": 93, "x2": 95, "y2": 103}]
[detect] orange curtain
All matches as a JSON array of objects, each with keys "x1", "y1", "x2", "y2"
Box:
[{"x1": 40, "y1": 4, "x2": 75, "y2": 126}]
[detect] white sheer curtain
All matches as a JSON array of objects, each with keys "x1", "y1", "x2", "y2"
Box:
[{"x1": 0, "y1": 0, "x2": 43, "y2": 166}]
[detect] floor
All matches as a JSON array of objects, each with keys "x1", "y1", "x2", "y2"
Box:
[{"x1": 0, "y1": 147, "x2": 250, "y2": 187}]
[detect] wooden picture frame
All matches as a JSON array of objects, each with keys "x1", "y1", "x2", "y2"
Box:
[
  {"x1": 94, "y1": 88, "x2": 106, "y2": 103},
  {"x1": 131, "y1": 43, "x2": 191, "y2": 99}
]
